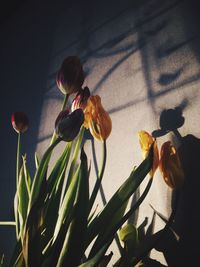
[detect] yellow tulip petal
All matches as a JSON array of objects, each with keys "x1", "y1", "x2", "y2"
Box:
[{"x1": 138, "y1": 130, "x2": 159, "y2": 177}]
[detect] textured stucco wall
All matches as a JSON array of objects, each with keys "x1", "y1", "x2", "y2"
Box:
[{"x1": 1, "y1": 0, "x2": 200, "y2": 265}]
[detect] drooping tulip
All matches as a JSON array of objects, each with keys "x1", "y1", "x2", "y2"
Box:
[
  {"x1": 56, "y1": 56, "x2": 84, "y2": 95},
  {"x1": 55, "y1": 109, "x2": 84, "y2": 141},
  {"x1": 11, "y1": 112, "x2": 29, "y2": 133},
  {"x1": 159, "y1": 141, "x2": 184, "y2": 189},
  {"x1": 71, "y1": 86, "x2": 90, "y2": 111},
  {"x1": 138, "y1": 130, "x2": 159, "y2": 177},
  {"x1": 84, "y1": 95, "x2": 112, "y2": 141}
]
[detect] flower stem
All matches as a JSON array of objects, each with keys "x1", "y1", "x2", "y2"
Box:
[
  {"x1": 16, "y1": 132, "x2": 21, "y2": 184},
  {"x1": 89, "y1": 140, "x2": 107, "y2": 213},
  {"x1": 15, "y1": 132, "x2": 21, "y2": 239}
]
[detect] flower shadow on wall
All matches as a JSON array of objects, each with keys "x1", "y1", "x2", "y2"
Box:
[
  {"x1": 0, "y1": 56, "x2": 188, "y2": 267},
  {"x1": 151, "y1": 103, "x2": 200, "y2": 267},
  {"x1": 0, "y1": 56, "x2": 156, "y2": 267}
]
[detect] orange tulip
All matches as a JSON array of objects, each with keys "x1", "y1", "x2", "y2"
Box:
[
  {"x1": 138, "y1": 130, "x2": 159, "y2": 177},
  {"x1": 84, "y1": 95, "x2": 112, "y2": 141},
  {"x1": 159, "y1": 141, "x2": 184, "y2": 189}
]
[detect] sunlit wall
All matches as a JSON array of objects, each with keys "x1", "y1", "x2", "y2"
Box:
[{"x1": 1, "y1": 0, "x2": 200, "y2": 265}]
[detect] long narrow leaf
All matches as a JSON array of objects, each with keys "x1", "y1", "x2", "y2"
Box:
[
  {"x1": 87, "y1": 145, "x2": 153, "y2": 254},
  {"x1": 52, "y1": 166, "x2": 80, "y2": 243},
  {"x1": 89, "y1": 178, "x2": 153, "y2": 257},
  {"x1": 78, "y1": 242, "x2": 111, "y2": 267},
  {"x1": 28, "y1": 137, "x2": 61, "y2": 210},
  {"x1": 47, "y1": 142, "x2": 72, "y2": 195},
  {"x1": 18, "y1": 162, "x2": 29, "y2": 238},
  {"x1": 56, "y1": 148, "x2": 90, "y2": 267}
]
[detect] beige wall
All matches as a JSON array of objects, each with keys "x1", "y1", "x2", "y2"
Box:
[
  {"x1": 36, "y1": 0, "x2": 200, "y2": 265},
  {"x1": 1, "y1": 0, "x2": 200, "y2": 265}
]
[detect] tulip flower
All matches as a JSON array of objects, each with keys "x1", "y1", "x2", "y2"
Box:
[
  {"x1": 55, "y1": 109, "x2": 84, "y2": 141},
  {"x1": 159, "y1": 141, "x2": 184, "y2": 189},
  {"x1": 56, "y1": 56, "x2": 84, "y2": 95},
  {"x1": 71, "y1": 86, "x2": 90, "y2": 111},
  {"x1": 138, "y1": 130, "x2": 159, "y2": 177},
  {"x1": 11, "y1": 112, "x2": 29, "y2": 133},
  {"x1": 84, "y1": 95, "x2": 112, "y2": 141}
]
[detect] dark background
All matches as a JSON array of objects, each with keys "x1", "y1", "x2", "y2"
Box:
[{"x1": 1, "y1": 0, "x2": 200, "y2": 265}]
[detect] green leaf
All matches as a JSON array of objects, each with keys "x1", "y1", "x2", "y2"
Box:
[
  {"x1": 34, "y1": 152, "x2": 40, "y2": 170},
  {"x1": 41, "y1": 142, "x2": 72, "y2": 244},
  {"x1": 56, "y1": 148, "x2": 90, "y2": 267},
  {"x1": 18, "y1": 161, "x2": 30, "y2": 237},
  {"x1": 119, "y1": 224, "x2": 138, "y2": 265},
  {"x1": 97, "y1": 252, "x2": 113, "y2": 267},
  {"x1": 9, "y1": 240, "x2": 22, "y2": 267},
  {"x1": 23, "y1": 177, "x2": 47, "y2": 267},
  {"x1": 28, "y1": 137, "x2": 61, "y2": 211},
  {"x1": 47, "y1": 142, "x2": 72, "y2": 195},
  {"x1": 87, "y1": 145, "x2": 154, "y2": 256},
  {"x1": 41, "y1": 165, "x2": 82, "y2": 266},
  {"x1": 78, "y1": 242, "x2": 111, "y2": 267},
  {"x1": 119, "y1": 224, "x2": 138, "y2": 244},
  {"x1": 12, "y1": 252, "x2": 24, "y2": 267},
  {"x1": 0, "y1": 222, "x2": 16, "y2": 226},
  {"x1": 0, "y1": 254, "x2": 4, "y2": 267},
  {"x1": 64, "y1": 126, "x2": 85, "y2": 190},
  {"x1": 52, "y1": 166, "x2": 80, "y2": 243}
]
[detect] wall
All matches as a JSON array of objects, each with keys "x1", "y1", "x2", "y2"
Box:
[{"x1": 1, "y1": 0, "x2": 200, "y2": 265}]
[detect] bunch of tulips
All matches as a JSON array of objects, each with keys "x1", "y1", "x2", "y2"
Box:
[{"x1": 1, "y1": 56, "x2": 184, "y2": 267}]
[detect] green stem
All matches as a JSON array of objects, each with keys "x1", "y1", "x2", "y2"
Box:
[
  {"x1": 16, "y1": 133, "x2": 21, "y2": 184},
  {"x1": 89, "y1": 140, "x2": 107, "y2": 213},
  {"x1": 15, "y1": 132, "x2": 21, "y2": 239},
  {"x1": 50, "y1": 93, "x2": 69, "y2": 145}
]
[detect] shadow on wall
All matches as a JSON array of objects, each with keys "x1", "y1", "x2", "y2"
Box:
[
  {"x1": 181, "y1": 0, "x2": 200, "y2": 63},
  {"x1": 1, "y1": 0, "x2": 200, "y2": 265},
  {"x1": 151, "y1": 105, "x2": 200, "y2": 266}
]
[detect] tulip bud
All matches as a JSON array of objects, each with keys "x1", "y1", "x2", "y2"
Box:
[
  {"x1": 71, "y1": 86, "x2": 90, "y2": 112},
  {"x1": 56, "y1": 56, "x2": 84, "y2": 95},
  {"x1": 84, "y1": 95, "x2": 112, "y2": 141},
  {"x1": 11, "y1": 112, "x2": 29, "y2": 133},
  {"x1": 159, "y1": 141, "x2": 184, "y2": 189},
  {"x1": 138, "y1": 130, "x2": 159, "y2": 177},
  {"x1": 55, "y1": 109, "x2": 84, "y2": 141}
]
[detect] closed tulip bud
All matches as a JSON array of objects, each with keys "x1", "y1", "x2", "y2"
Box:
[
  {"x1": 71, "y1": 86, "x2": 90, "y2": 111},
  {"x1": 11, "y1": 112, "x2": 29, "y2": 133},
  {"x1": 84, "y1": 95, "x2": 112, "y2": 141},
  {"x1": 55, "y1": 109, "x2": 84, "y2": 141},
  {"x1": 159, "y1": 141, "x2": 184, "y2": 189},
  {"x1": 56, "y1": 56, "x2": 84, "y2": 95},
  {"x1": 138, "y1": 130, "x2": 159, "y2": 177}
]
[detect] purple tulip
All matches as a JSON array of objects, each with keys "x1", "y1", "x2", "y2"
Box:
[
  {"x1": 55, "y1": 109, "x2": 84, "y2": 141},
  {"x1": 56, "y1": 56, "x2": 84, "y2": 95}
]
